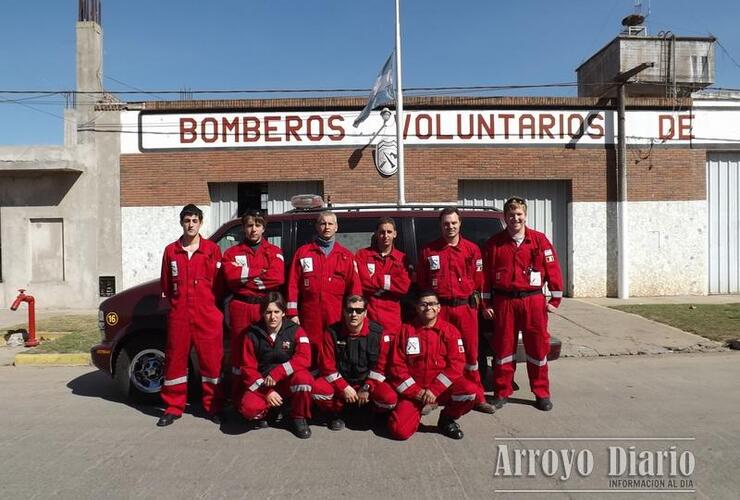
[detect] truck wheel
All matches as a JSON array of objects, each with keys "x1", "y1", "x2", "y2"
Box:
[{"x1": 115, "y1": 334, "x2": 166, "y2": 404}]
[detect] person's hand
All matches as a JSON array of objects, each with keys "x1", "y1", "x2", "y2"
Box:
[
  {"x1": 357, "y1": 390, "x2": 370, "y2": 406},
  {"x1": 483, "y1": 308, "x2": 495, "y2": 320},
  {"x1": 264, "y1": 375, "x2": 277, "y2": 387},
  {"x1": 290, "y1": 316, "x2": 301, "y2": 325},
  {"x1": 343, "y1": 385, "x2": 358, "y2": 403},
  {"x1": 266, "y1": 391, "x2": 283, "y2": 407},
  {"x1": 415, "y1": 389, "x2": 426, "y2": 402},
  {"x1": 546, "y1": 303, "x2": 557, "y2": 314},
  {"x1": 422, "y1": 390, "x2": 437, "y2": 405}
]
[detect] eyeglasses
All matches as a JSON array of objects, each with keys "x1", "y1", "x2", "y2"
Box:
[
  {"x1": 344, "y1": 307, "x2": 366, "y2": 315},
  {"x1": 418, "y1": 301, "x2": 440, "y2": 309}
]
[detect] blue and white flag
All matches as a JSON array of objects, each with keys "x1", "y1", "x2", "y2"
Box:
[{"x1": 353, "y1": 52, "x2": 396, "y2": 128}]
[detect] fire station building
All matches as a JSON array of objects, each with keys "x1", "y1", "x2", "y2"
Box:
[{"x1": 1, "y1": 11, "x2": 739, "y2": 309}]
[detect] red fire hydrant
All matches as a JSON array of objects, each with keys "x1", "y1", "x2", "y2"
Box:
[{"x1": 10, "y1": 289, "x2": 39, "y2": 347}]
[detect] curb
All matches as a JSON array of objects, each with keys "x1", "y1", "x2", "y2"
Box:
[{"x1": 14, "y1": 352, "x2": 91, "y2": 366}]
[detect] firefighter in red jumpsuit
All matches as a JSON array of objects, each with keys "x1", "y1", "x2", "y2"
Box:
[
  {"x1": 286, "y1": 211, "x2": 361, "y2": 366},
  {"x1": 239, "y1": 292, "x2": 314, "y2": 439},
  {"x1": 312, "y1": 295, "x2": 398, "y2": 431},
  {"x1": 417, "y1": 207, "x2": 495, "y2": 414},
  {"x1": 355, "y1": 217, "x2": 411, "y2": 334},
  {"x1": 482, "y1": 197, "x2": 563, "y2": 412},
  {"x1": 387, "y1": 290, "x2": 478, "y2": 440},
  {"x1": 221, "y1": 210, "x2": 285, "y2": 403},
  {"x1": 158, "y1": 204, "x2": 224, "y2": 427}
]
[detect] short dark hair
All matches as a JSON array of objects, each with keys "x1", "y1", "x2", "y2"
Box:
[
  {"x1": 416, "y1": 289, "x2": 439, "y2": 302},
  {"x1": 439, "y1": 206, "x2": 461, "y2": 220},
  {"x1": 241, "y1": 209, "x2": 266, "y2": 226},
  {"x1": 376, "y1": 217, "x2": 397, "y2": 231},
  {"x1": 260, "y1": 291, "x2": 287, "y2": 314},
  {"x1": 180, "y1": 204, "x2": 203, "y2": 222},
  {"x1": 344, "y1": 294, "x2": 367, "y2": 309}
]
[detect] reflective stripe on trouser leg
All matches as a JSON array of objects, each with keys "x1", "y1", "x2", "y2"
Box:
[
  {"x1": 438, "y1": 378, "x2": 478, "y2": 419},
  {"x1": 371, "y1": 381, "x2": 398, "y2": 411},
  {"x1": 440, "y1": 303, "x2": 485, "y2": 403},
  {"x1": 192, "y1": 323, "x2": 225, "y2": 415},
  {"x1": 286, "y1": 370, "x2": 314, "y2": 419},
  {"x1": 310, "y1": 377, "x2": 341, "y2": 414},
  {"x1": 490, "y1": 296, "x2": 519, "y2": 399},
  {"x1": 522, "y1": 293, "x2": 551, "y2": 399},
  {"x1": 161, "y1": 316, "x2": 192, "y2": 416}
]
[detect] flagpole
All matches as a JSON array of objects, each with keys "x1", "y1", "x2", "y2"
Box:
[{"x1": 394, "y1": 0, "x2": 406, "y2": 205}]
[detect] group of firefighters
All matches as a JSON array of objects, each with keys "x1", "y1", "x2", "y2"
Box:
[{"x1": 157, "y1": 198, "x2": 563, "y2": 440}]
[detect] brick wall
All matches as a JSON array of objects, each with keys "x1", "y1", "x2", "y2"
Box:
[{"x1": 120, "y1": 145, "x2": 706, "y2": 207}]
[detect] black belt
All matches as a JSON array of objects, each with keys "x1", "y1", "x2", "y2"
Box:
[
  {"x1": 439, "y1": 297, "x2": 470, "y2": 307},
  {"x1": 493, "y1": 289, "x2": 542, "y2": 298},
  {"x1": 232, "y1": 293, "x2": 267, "y2": 304}
]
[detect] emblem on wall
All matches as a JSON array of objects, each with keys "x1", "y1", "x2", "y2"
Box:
[{"x1": 374, "y1": 140, "x2": 398, "y2": 176}]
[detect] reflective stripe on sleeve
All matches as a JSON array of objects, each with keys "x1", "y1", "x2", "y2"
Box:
[
  {"x1": 163, "y1": 375, "x2": 188, "y2": 386},
  {"x1": 282, "y1": 361, "x2": 294, "y2": 376},
  {"x1": 396, "y1": 377, "x2": 416, "y2": 393},
  {"x1": 287, "y1": 302, "x2": 298, "y2": 310},
  {"x1": 367, "y1": 370, "x2": 386, "y2": 382},
  {"x1": 494, "y1": 355, "x2": 514, "y2": 365},
  {"x1": 312, "y1": 393, "x2": 333, "y2": 400},
  {"x1": 464, "y1": 362, "x2": 479, "y2": 371},
  {"x1": 254, "y1": 277, "x2": 266, "y2": 290},
  {"x1": 526, "y1": 355, "x2": 548, "y2": 367},
  {"x1": 201, "y1": 376, "x2": 220, "y2": 385},
  {"x1": 290, "y1": 384, "x2": 312, "y2": 392},
  {"x1": 325, "y1": 372, "x2": 342, "y2": 383},
  {"x1": 451, "y1": 393, "x2": 476, "y2": 402},
  {"x1": 481, "y1": 292, "x2": 492, "y2": 299},
  {"x1": 373, "y1": 401, "x2": 396, "y2": 410},
  {"x1": 436, "y1": 372, "x2": 452, "y2": 388},
  {"x1": 550, "y1": 290, "x2": 563, "y2": 298},
  {"x1": 248, "y1": 378, "x2": 264, "y2": 391}
]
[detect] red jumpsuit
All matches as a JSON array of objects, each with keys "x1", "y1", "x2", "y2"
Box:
[
  {"x1": 286, "y1": 240, "x2": 361, "y2": 364},
  {"x1": 159, "y1": 237, "x2": 224, "y2": 417},
  {"x1": 221, "y1": 240, "x2": 285, "y2": 401},
  {"x1": 417, "y1": 237, "x2": 485, "y2": 403},
  {"x1": 482, "y1": 226, "x2": 563, "y2": 399},
  {"x1": 387, "y1": 318, "x2": 478, "y2": 440},
  {"x1": 239, "y1": 321, "x2": 313, "y2": 420},
  {"x1": 355, "y1": 246, "x2": 411, "y2": 334},
  {"x1": 312, "y1": 320, "x2": 398, "y2": 414}
]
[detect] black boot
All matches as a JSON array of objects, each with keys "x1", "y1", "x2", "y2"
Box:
[
  {"x1": 292, "y1": 418, "x2": 312, "y2": 439},
  {"x1": 490, "y1": 396, "x2": 508, "y2": 409},
  {"x1": 535, "y1": 397, "x2": 553, "y2": 411},
  {"x1": 437, "y1": 414, "x2": 464, "y2": 440},
  {"x1": 156, "y1": 413, "x2": 181, "y2": 427}
]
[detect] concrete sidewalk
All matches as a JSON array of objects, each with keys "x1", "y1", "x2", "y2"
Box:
[{"x1": 551, "y1": 296, "x2": 735, "y2": 357}]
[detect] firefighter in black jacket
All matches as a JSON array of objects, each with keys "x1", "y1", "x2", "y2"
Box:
[{"x1": 311, "y1": 295, "x2": 398, "y2": 431}]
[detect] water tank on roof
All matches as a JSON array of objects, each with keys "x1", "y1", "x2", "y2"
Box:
[{"x1": 576, "y1": 28, "x2": 715, "y2": 98}]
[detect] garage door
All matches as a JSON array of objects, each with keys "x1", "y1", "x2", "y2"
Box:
[
  {"x1": 458, "y1": 180, "x2": 569, "y2": 289},
  {"x1": 707, "y1": 153, "x2": 740, "y2": 294}
]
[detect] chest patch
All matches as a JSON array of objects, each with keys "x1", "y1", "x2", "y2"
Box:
[
  {"x1": 300, "y1": 257, "x2": 314, "y2": 273},
  {"x1": 281, "y1": 341, "x2": 292, "y2": 350},
  {"x1": 234, "y1": 255, "x2": 247, "y2": 266},
  {"x1": 406, "y1": 337, "x2": 421, "y2": 355},
  {"x1": 367, "y1": 262, "x2": 376, "y2": 275},
  {"x1": 428, "y1": 255, "x2": 441, "y2": 271}
]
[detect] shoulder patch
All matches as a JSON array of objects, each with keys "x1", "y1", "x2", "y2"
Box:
[
  {"x1": 544, "y1": 249, "x2": 553, "y2": 256},
  {"x1": 383, "y1": 335, "x2": 390, "y2": 342}
]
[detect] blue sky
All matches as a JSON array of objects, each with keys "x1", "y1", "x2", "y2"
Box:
[{"x1": 2, "y1": 0, "x2": 740, "y2": 145}]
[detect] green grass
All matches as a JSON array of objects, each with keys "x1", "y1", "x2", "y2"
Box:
[
  {"x1": 611, "y1": 303, "x2": 740, "y2": 343},
  {"x1": 7, "y1": 315, "x2": 99, "y2": 354}
]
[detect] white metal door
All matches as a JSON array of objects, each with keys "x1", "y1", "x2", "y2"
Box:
[
  {"x1": 458, "y1": 180, "x2": 569, "y2": 288},
  {"x1": 707, "y1": 153, "x2": 740, "y2": 294},
  {"x1": 209, "y1": 183, "x2": 239, "y2": 233}
]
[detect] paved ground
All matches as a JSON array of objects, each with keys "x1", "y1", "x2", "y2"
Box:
[{"x1": 1, "y1": 352, "x2": 737, "y2": 499}]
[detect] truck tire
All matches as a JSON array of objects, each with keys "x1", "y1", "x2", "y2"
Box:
[{"x1": 114, "y1": 333, "x2": 166, "y2": 404}]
